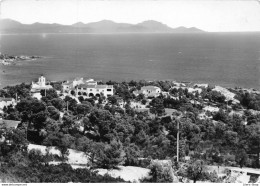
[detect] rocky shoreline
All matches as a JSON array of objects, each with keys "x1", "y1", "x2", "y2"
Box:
[{"x1": 0, "y1": 54, "x2": 41, "y2": 65}]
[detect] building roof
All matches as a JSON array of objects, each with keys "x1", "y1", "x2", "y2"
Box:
[
  {"x1": 141, "y1": 86, "x2": 161, "y2": 91},
  {"x1": 31, "y1": 85, "x2": 53, "y2": 93},
  {"x1": 0, "y1": 119, "x2": 20, "y2": 129},
  {"x1": 86, "y1": 81, "x2": 97, "y2": 84},
  {"x1": 0, "y1": 97, "x2": 14, "y2": 102},
  {"x1": 86, "y1": 78, "x2": 94, "y2": 82},
  {"x1": 78, "y1": 84, "x2": 95, "y2": 89},
  {"x1": 31, "y1": 85, "x2": 52, "y2": 90},
  {"x1": 78, "y1": 84, "x2": 113, "y2": 89},
  {"x1": 31, "y1": 83, "x2": 52, "y2": 88},
  {"x1": 62, "y1": 81, "x2": 72, "y2": 86},
  {"x1": 96, "y1": 85, "x2": 113, "y2": 89}
]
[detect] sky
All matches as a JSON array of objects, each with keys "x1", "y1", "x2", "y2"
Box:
[{"x1": 1, "y1": 0, "x2": 260, "y2": 32}]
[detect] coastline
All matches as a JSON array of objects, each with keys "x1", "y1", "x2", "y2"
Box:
[{"x1": 0, "y1": 54, "x2": 42, "y2": 66}]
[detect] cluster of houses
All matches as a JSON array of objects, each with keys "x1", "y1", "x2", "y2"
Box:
[
  {"x1": 1, "y1": 75, "x2": 242, "y2": 110},
  {"x1": 1, "y1": 75, "x2": 245, "y2": 130},
  {"x1": 29, "y1": 75, "x2": 166, "y2": 100},
  {"x1": 30, "y1": 75, "x2": 114, "y2": 99},
  {"x1": 0, "y1": 75, "x2": 210, "y2": 116}
]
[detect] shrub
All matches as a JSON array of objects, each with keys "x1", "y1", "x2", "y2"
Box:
[{"x1": 141, "y1": 161, "x2": 175, "y2": 183}]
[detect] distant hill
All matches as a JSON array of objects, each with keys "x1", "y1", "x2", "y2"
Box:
[
  {"x1": 135, "y1": 20, "x2": 173, "y2": 32},
  {"x1": 172, "y1": 26, "x2": 203, "y2": 33},
  {"x1": 0, "y1": 19, "x2": 205, "y2": 34},
  {"x1": 0, "y1": 19, "x2": 22, "y2": 28}
]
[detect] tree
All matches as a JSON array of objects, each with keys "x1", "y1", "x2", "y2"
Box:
[
  {"x1": 43, "y1": 147, "x2": 54, "y2": 166},
  {"x1": 76, "y1": 101, "x2": 93, "y2": 116},
  {"x1": 61, "y1": 115, "x2": 75, "y2": 132},
  {"x1": 78, "y1": 96, "x2": 84, "y2": 103},
  {"x1": 141, "y1": 99, "x2": 147, "y2": 105},
  {"x1": 125, "y1": 103, "x2": 135, "y2": 117},
  {"x1": 85, "y1": 98, "x2": 95, "y2": 106},
  {"x1": 128, "y1": 80, "x2": 137, "y2": 87},
  {"x1": 71, "y1": 90, "x2": 75, "y2": 96},
  {"x1": 229, "y1": 114, "x2": 245, "y2": 136},
  {"x1": 124, "y1": 143, "x2": 141, "y2": 166},
  {"x1": 149, "y1": 98, "x2": 165, "y2": 117},
  {"x1": 41, "y1": 119, "x2": 61, "y2": 136},
  {"x1": 98, "y1": 93, "x2": 106, "y2": 104},
  {"x1": 206, "y1": 170, "x2": 221, "y2": 183},
  {"x1": 44, "y1": 132, "x2": 73, "y2": 162},
  {"x1": 142, "y1": 161, "x2": 175, "y2": 183},
  {"x1": 224, "y1": 130, "x2": 238, "y2": 148},
  {"x1": 28, "y1": 149, "x2": 45, "y2": 166},
  {"x1": 240, "y1": 92, "x2": 253, "y2": 108},
  {"x1": 8, "y1": 150, "x2": 30, "y2": 167},
  {"x1": 209, "y1": 91, "x2": 226, "y2": 103},
  {"x1": 50, "y1": 98, "x2": 65, "y2": 111},
  {"x1": 136, "y1": 93, "x2": 145, "y2": 102},
  {"x1": 3, "y1": 104, "x2": 20, "y2": 120},
  {"x1": 16, "y1": 97, "x2": 48, "y2": 130},
  {"x1": 179, "y1": 160, "x2": 207, "y2": 183},
  {"x1": 158, "y1": 81, "x2": 172, "y2": 92},
  {"x1": 135, "y1": 130, "x2": 150, "y2": 148},
  {"x1": 0, "y1": 128, "x2": 28, "y2": 156},
  {"x1": 51, "y1": 82, "x2": 62, "y2": 91},
  {"x1": 32, "y1": 111, "x2": 49, "y2": 131},
  {"x1": 180, "y1": 117, "x2": 200, "y2": 151},
  {"x1": 115, "y1": 84, "x2": 133, "y2": 102},
  {"x1": 107, "y1": 96, "x2": 118, "y2": 105},
  {"x1": 40, "y1": 89, "x2": 58, "y2": 101},
  {"x1": 1, "y1": 83, "x2": 31, "y2": 99},
  {"x1": 213, "y1": 109, "x2": 229, "y2": 123},
  {"x1": 76, "y1": 136, "x2": 92, "y2": 152},
  {"x1": 58, "y1": 134, "x2": 74, "y2": 162},
  {"x1": 47, "y1": 106, "x2": 60, "y2": 120},
  {"x1": 64, "y1": 96, "x2": 77, "y2": 112},
  {"x1": 246, "y1": 124, "x2": 260, "y2": 168},
  {"x1": 88, "y1": 109, "x2": 115, "y2": 141},
  {"x1": 90, "y1": 140, "x2": 126, "y2": 169},
  {"x1": 114, "y1": 118, "x2": 135, "y2": 143},
  {"x1": 235, "y1": 149, "x2": 248, "y2": 168}
]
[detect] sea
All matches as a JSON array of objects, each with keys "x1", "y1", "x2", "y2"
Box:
[{"x1": 0, "y1": 33, "x2": 260, "y2": 89}]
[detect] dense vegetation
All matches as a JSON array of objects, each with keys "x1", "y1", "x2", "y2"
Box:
[{"x1": 0, "y1": 80, "x2": 260, "y2": 182}]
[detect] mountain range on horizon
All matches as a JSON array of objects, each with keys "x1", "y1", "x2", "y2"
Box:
[{"x1": 0, "y1": 19, "x2": 205, "y2": 34}]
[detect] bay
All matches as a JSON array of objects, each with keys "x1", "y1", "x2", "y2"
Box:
[{"x1": 0, "y1": 33, "x2": 260, "y2": 89}]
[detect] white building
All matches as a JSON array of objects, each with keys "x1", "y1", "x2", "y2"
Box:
[
  {"x1": 0, "y1": 97, "x2": 16, "y2": 110},
  {"x1": 61, "y1": 77, "x2": 112, "y2": 97},
  {"x1": 62, "y1": 78, "x2": 97, "y2": 94},
  {"x1": 31, "y1": 75, "x2": 52, "y2": 92},
  {"x1": 134, "y1": 86, "x2": 162, "y2": 98},
  {"x1": 194, "y1": 84, "x2": 208, "y2": 88},
  {"x1": 62, "y1": 81, "x2": 74, "y2": 94},
  {"x1": 76, "y1": 84, "x2": 114, "y2": 97},
  {"x1": 85, "y1": 79, "x2": 97, "y2": 85}
]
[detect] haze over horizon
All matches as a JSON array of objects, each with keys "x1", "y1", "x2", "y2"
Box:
[{"x1": 1, "y1": 0, "x2": 260, "y2": 32}]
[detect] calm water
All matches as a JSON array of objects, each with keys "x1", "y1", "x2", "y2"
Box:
[{"x1": 0, "y1": 33, "x2": 260, "y2": 89}]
